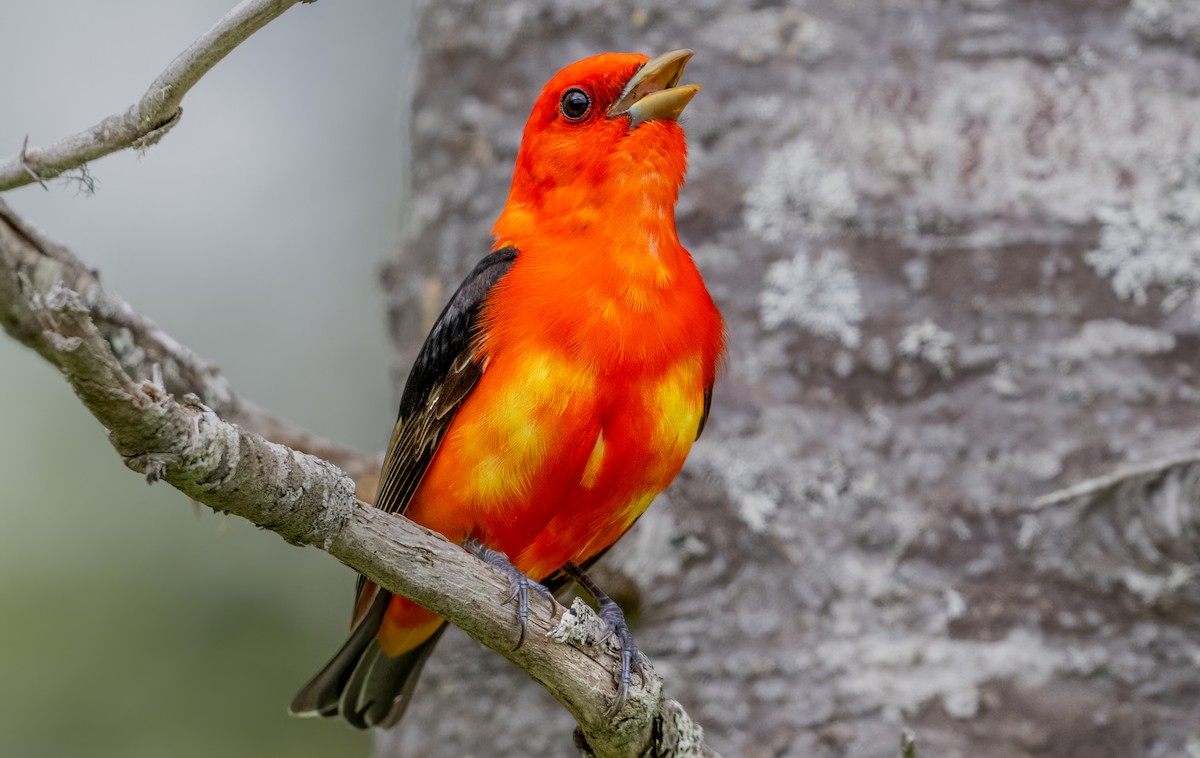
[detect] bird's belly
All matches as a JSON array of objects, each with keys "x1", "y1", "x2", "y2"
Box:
[
  {"x1": 521, "y1": 352, "x2": 706, "y2": 577},
  {"x1": 405, "y1": 348, "x2": 706, "y2": 580}
]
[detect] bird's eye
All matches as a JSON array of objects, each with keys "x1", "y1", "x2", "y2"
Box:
[{"x1": 559, "y1": 88, "x2": 592, "y2": 121}]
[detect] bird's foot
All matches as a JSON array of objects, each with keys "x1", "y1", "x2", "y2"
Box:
[
  {"x1": 595, "y1": 595, "x2": 648, "y2": 716},
  {"x1": 564, "y1": 563, "x2": 647, "y2": 716},
  {"x1": 464, "y1": 539, "x2": 555, "y2": 650}
]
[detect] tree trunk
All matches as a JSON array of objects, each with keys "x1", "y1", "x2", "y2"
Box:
[{"x1": 379, "y1": 1, "x2": 1200, "y2": 756}]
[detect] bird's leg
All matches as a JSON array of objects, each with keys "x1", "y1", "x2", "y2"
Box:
[
  {"x1": 463, "y1": 539, "x2": 555, "y2": 650},
  {"x1": 563, "y1": 562, "x2": 647, "y2": 716}
]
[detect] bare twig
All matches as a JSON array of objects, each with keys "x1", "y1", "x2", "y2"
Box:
[
  {"x1": 0, "y1": 207, "x2": 715, "y2": 756},
  {"x1": 0, "y1": 0, "x2": 315, "y2": 192},
  {"x1": 19, "y1": 136, "x2": 48, "y2": 190},
  {"x1": 1032, "y1": 451, "x2": 1200, "y2": 510}
]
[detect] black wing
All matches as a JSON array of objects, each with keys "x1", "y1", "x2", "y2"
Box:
[
  {"x1": 695, "y1": 382, "x2": 714, "y2": 440},
  {"x1": 355, "y1": 248, "x2": 517, "y2": 600},
  {"x1": 374, "y1": 247, "x2": 517, "y2": 514}
]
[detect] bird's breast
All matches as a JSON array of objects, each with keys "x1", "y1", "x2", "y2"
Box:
[
  {"x1": 435, "y1": 343, "x2": 707, "y2": 574},
  {"x1": 408, "y1": 240, "x2": 722, "y2": 569}
]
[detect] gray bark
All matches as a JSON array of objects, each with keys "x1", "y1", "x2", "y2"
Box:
[{"x1": 379, "y1": 1, "x2": 1200, "y2": 756}]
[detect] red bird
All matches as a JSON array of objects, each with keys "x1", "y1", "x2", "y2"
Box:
[{"x1": 291, "y1": 49, "x2": 725, "y2": 729}]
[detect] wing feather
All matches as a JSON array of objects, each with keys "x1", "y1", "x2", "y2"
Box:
[
  {"x1": 695, "y1": 382, "x2": 714, "y2": 440},
  {"x1": 354, "y1": 247, "x2": 517, "y2": 605}
]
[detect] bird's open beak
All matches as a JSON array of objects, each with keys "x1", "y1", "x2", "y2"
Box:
[{"x1": 608, "y1": 49, "x2": 700, "y2": 128}]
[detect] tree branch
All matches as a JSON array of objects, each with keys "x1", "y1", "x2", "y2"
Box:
[
  {"x1": 0, "y1": 0, "x2": 315, "y2": 192},
  {"x1": 0, "y1": 207, "x2": 715, "y2": 756},
  {"x1": 0, "y1": 200, "x2": 378, "y2": 486}
]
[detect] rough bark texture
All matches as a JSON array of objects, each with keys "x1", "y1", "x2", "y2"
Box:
[{"x1": 380, "y1": 1, "x2": 1200, "y2": 756}]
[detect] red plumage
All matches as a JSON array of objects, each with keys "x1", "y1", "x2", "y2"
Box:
[{"x1": 292, "y1": 50, "x2": 724, "y2": 729}]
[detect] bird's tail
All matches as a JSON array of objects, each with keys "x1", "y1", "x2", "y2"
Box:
[{"x1": 290, "y1": 586, "x2": 446, "y2": 729}]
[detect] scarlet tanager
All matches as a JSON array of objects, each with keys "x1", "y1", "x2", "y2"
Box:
[{"x1": 290, "y1": 49, "x2": 725, "y2": 729}]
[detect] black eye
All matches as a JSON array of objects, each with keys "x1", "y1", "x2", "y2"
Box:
[{"x1": 560, "y1": 88, "x2": 591, "y2": 121}]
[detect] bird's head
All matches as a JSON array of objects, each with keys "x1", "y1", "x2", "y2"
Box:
[{"x1": 495, "y1": 50, "x2": 699, "y2": 244}]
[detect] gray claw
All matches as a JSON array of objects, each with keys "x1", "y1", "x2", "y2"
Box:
[{"x1": 465, "y1": 540, "x2": 553, "y2": 651}]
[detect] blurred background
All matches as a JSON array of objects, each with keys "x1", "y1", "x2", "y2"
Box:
[{"x1": 0, "y1": 1, "x2": 413, "y2": 755}]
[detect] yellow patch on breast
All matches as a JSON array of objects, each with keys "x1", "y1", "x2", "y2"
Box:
[
  {"x1": 580, "y1": 431, "x2": 606, "y2": 489},
  {"x1": 471, "y1": 454, "x2": 514, "y2": 500},
  {"x1": 649, "y1": 353, "x2": 705, "y2": 458},
  {"x1": 620, "y1": 489, "x2": 659, "y2": 528},
  {"x1": 456, "y1": 351, "x2": 597, "y2": 503}
]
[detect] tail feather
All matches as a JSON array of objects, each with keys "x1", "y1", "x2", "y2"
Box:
[
  {"x1": 340, "y1": 624, "x2": 447, "y2": 729},
  {"x1": 290, "y1": 589, "x2": 446, "y2": 729}
]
